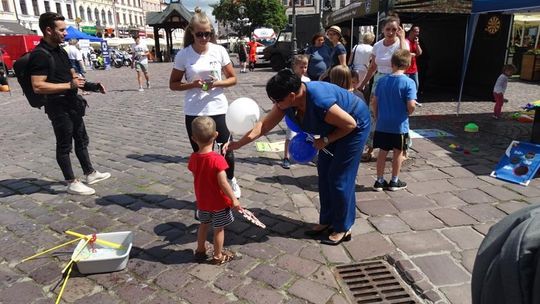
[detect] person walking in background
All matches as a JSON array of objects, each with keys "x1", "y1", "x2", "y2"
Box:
[
  {"x1": 405, "y1": 26, "x2": 422, "y2": 89},
  {"x1": 493, "y1": 64, "x2": 516, "y2": 119},
  {"x1": 327, "y1": 25, "x2": 347, "y2": 67},
  {"x1": 66, "y1": 38, "x2": 85, "y2": 76},
  {"x1": 29, "y1": 12, "x2": 110, "y2": 195},
  {"x1": 237, "y1": 36, "x2": 248, "y2": 73},
  {"x1": 282, "y1": 55, "x2": 311, "y2": 169},
  {"x1": 306, "y1": 33, "x2": 332, "y2": 80},
  {"x1": 247, "y1": 37, "x2": 263, "y2": 72},
  {"x1": 226, "y1": 69, "x2": 371, "y2": 245},
  {"x1": 372, "y1": 50, "x2": 417, "y2": 192},
  {"x1": 188, "y1": 116, "x2": 241, "y2": 265},
  {"x1": 169, "y1": 7, "x2": 242, "y2": 198},
  {"x1": 132, "y1": 35, "x2": 150, "y2": 92},
  {"x1": 348, "y1": 32, "x2": 375, "y2": 88}
]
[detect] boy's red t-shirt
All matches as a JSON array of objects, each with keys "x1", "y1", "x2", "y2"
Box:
[{"x1": 188, "y1": 152, "x2": 233, "y2": 211}]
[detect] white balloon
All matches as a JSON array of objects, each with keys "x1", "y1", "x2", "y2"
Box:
[{"x1": 226, "y1": 98, "x2": 260, "y2": 134}]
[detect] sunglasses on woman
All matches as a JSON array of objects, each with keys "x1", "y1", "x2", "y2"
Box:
[{"x1": 195, "y1": 31, "x2": 212, "y2": 38}]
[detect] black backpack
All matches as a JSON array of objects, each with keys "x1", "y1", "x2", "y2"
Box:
[
  {"x1": 472, "y1": 204, "x2": 540, "y2": 304},
  {"x1": 13, "y1": 46, "x2": 55, "y2": 108}
]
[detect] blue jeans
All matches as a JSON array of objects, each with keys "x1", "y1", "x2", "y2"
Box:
[
  {"x1": 406, "y1": 72, "x2": 419, "y2": 89},
  {"x1": 317, "y1": 126, "x2": 369, "y2": 232}
]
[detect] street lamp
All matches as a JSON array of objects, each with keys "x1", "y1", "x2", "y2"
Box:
[
  {"x1": 292, "y1": 0, "x2": 297, "y2": 55},
  {"x1": 319, "y1": 0, "x2": 332, "y2": 32},
  {"x1": 237, "y1": 5, "x2": 251, "y2": 36}
]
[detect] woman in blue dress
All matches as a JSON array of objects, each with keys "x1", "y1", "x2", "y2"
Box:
[
  {"x1": 306, "y1": 33, "x2": 332, "y2": 80},
  {"x1": 226, "y1": 69, "x2": 371, "y2": 245}
]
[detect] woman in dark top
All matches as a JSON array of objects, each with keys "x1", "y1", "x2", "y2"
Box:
[
  {"x1": 327, "y1": 25, "x2": 347, "y2": 67},
  {"x1": 226, "y1": 69, "x2": 371, "y2": 245},
  {"x1": 306, "y1": 33, "x2": 332, "y2": 80}
]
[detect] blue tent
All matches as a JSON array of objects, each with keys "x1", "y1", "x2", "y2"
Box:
[
  {"x1": 65, "y1": 26, "x2": 103, "y2": 42},
  {"x1": 458, "y1": 0, "x2": 540, "y2": 114}
]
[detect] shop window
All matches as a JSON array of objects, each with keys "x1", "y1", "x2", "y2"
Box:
[
  {"x1": 44, "y1": 1, "x2": 50, "y2": 12},
  {"x1": 31, "y1": 0, "x2": 39, "y2": 15},
  {"x1": 1, "y1": 0, "x2": 10, "y2": 12},
  {"x1": 94, "y1": 8, "x2": 100, "y2": 24},
  {"x1": 79, "y1": 6, "x2": 85, "y2": 20},
  {"x1": 101, "y1": 9, "x2": 106, "y2": 25},
  {"x1": 20, "y1": 0, "x2": 28, "y2": 15},
  {"x1": 108, "y1": 11, "x2": 113, "y2": 25}
]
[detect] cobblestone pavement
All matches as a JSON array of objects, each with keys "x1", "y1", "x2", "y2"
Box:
[{"x1": 1, "y1": 62, "x2": 539, "y2": 304}]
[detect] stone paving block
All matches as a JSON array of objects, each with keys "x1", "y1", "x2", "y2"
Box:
[
  {"x1": 441, "y1": 284, "x2": 473, "y2": 304},
  {"x1": 154, "y1": 268, "x2": 192, "y2": 292},
  {"x1": 116, "y1": 281, "x2": 156, "y2": 304},
  {"x1": 408, "y1": 169, "x2": 451, "y2": 181},
  {"x1": 288, "y1": 278, "x2": 336, "y2": 304},
  {"x1": 447, "y1": 177, "x2": 492, "y2": 189},
  {"x1": 239, "y1": 242, "x2": 282, "y2": 260},
  {"x1": 503, "y1": 183, "x2": 540, "y2": 197},
  {"x1": 369, "y1": 215, "x2": 411, "y2": 234},
  {"x1": 461, "y1": 204, "x2": 507, "y2": 222},
  {"x1": 58, "y1": 276, "x2": 100, "y2": 303},
  {"x1": 128, "y1": 256, "x2": 168, "y2": 280},
  {"x1": 248, "y1": 264, "x2": 293, "y2": 288},
  {"x1": 0, "y1": 281, "x2": 46, "y2": 303},
  {"x1": 473, "y1": 222, "x2": 496, "y2": 236},
  {"x1": 479, "y1": 185, "x2": 523, "y2": 201},
  {"x1": 455, "y1": 189, "x2": 497, "y2": 204},
  {"x1": 407, "y1": 179, "x2": 459, "y2": 195},
  {"x1": 344, "y1": 232, "x2": 395, "y2": 261},
  {"x1": 190, "y1": 263, "x2": 224, "y2": 281},
  {"x1": 299, "y1": 246, "x2": 327, "y2": 264},
  {"x1": 236, "y1": 281, "x2": 286, "y2": 304},
  {"x1": 178, "y1": 279, "x2": 231, "y2": 304},
  {"x1": 320, "y1": 241, "x2": 352, "y2": 264},
  {"x1": 441, "y1": 227, "x2": 484, "y2": 250},
  {"x1": 412, "y1": 254, "x2": 471, "y2": 286},
  {"x1": 461, "y1": 249, "x2": 477, "y2": 273},
  {"x1": 76, "y1": 292, "x2": 120, "y2": 304},
  {"x1": 390, "y1": 231, "x2": 455, "y2": 255},
  {"x1": 431, "y1": 208, "x2": 478, "y2": 226},
  {"x1": 357, "y1": 199, "x2": 399, "y2": 216},
  {"x1": 214, "y1": 269, "x2": 247, "y2": 292},
  {"x1": 275, "y1": 254, "x2": 320, "y2": 277},
  {"x1": 398, "y1": 210, "x2": 445, "y2": 230},
  {"x1": 428, "y1": 192, "x2": 468, "y2": 208},
  {"x1": 390, "y1": 195, "x2": 438, "y2": 211},
  {"x1": 439, "y1": 166, "x2": 477, "y2": 178},
  {"x1": 308, "y1": 265, "x2": 341, "y2": 290},
  {"x1": 496, "y1": 201, "x2": 530, "y2": 214}
]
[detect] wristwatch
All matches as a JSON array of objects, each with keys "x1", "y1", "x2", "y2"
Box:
[{"x1": 323, "y1": 136, "x2": 329, "y2": 144}]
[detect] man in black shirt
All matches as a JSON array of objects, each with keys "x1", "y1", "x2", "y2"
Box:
[{"x1": 30, "y1": 12, "x2": 110, "y2": 195}]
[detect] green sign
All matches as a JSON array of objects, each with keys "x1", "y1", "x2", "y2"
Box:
[
  {"x1": 324, "y1": 0, "x2": 380, "y2": 26},
  {"x1": 81, "y1": 26, "x2": 97, "y2": 35}
]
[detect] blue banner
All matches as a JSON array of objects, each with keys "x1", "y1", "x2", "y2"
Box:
[
  {"x1": 491, "y1": 141, "x2": 540, "y2": 186},
  {"x1": 100, "y1": 40, "x2": 111, "y2": 70}
]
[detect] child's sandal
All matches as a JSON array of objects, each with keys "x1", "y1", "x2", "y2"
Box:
[
  {"x1": 194, "y1": 250, "x2": 208, "y2": 263},
  {"x1": 210, "y1": 250, "x2": 237, "y2": 265}
]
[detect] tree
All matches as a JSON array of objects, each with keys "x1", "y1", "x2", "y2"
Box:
[{"x1": 211, "y1": 0, "x2": 287, "y2": 33}]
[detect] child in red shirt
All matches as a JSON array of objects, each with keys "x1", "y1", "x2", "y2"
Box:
[{"x1": 188, "y1": 116, "x2": 240, "y2": 265}]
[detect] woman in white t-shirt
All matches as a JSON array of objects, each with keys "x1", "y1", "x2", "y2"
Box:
[
  {"x1": 359, "y1": 15, "x2": 408, "y2": 94},
  {"x1": 169, "y1": 8, "x2": 242, "y2": 198},
  {"x1": 348, "y1": 32, "x2": 375, "y2": 88}
]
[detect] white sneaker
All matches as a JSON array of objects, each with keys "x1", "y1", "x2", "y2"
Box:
[
  {"x1": 85, "y1": 170, "x2": 111, "y2": 185},
  {"x1": 67, "y1": 180, "x2": 95, "y2": 195},
  {"x1": 228, "y1": 177, "x2": 241, "y2": 198},
  {"x1": 138, "y1": 87, "x2": 144, "y2": 92}
]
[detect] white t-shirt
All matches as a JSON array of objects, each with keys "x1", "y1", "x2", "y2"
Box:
[
  {"x1": 173, "y1": 43, "x2": 232, "y2": 116},
  {"x1": 372, "y1": 39, "x2": 408, "y2": 74},
  {"x1": 67, "y1": 45, "x2": 82, "y2": 61},
  {"x1": 133, "y1": 42, "x2": 149, "y2": 65},
  {"x1": 493, "y1": 74, "x2": 508, "y2": 94},
  {"x1": 301, "y1": 75, "x2": 311, "y2": 82},
  {"x1": 351, "y1": 44, "x2": 373, "y2": 72}
]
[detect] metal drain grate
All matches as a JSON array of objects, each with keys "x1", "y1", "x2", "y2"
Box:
[{"x1": 336, "y1": 260, "x2": 419, "y2": 304}]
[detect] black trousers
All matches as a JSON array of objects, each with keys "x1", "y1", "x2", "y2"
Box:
[
  {"x1": 185, "y1": 114, "x2": 235, "y2": 179},
  {"x1": 46, "y1": 104, "x2": 94, "y2": 181}
]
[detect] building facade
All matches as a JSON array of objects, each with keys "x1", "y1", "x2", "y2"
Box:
[
  {"x1": 283, "y1": 0, "x2": 352, "y2": 16},
  {"x1": 3, "y1": 0, "x2": 77, "y2": 33}
]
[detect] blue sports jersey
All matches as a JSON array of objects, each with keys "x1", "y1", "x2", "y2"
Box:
[{"x1": 374, "y1": 74, "x2": 417, "y2": 134}]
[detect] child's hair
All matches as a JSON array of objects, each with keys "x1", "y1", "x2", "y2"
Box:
[
  {"x1": 391, "y1": 49, "x2": 412, "y2": 70},
  {"x1": 362, "y1": 32, "x2": 375, "y2": 45},
  {"x1": 502, "y1": 64, "x2": 516, "y2": 74},
  {"x1": 183, "y1": 7, "x2": 215, "y2": 48},
  {"x1": 191, "y1": 116, "x2": 216, "y2": 144},
  {"x1": 292, "y1": 54, "x2": 309, "y2": 67},
  {"x1": 328, "y1": 65, "x2": 352, "y2": 90},
  {"x1": 350, "y1": 70, "x2": 359, "y2": 81}
]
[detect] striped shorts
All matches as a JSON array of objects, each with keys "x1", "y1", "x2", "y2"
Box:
[{"x1": 196, "y1": 208, "x2": 234, "y2": 228}]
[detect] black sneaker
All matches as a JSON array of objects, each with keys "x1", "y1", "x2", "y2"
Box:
[
  {"x1": 373, "y1": 180, "x2": 388, "y2": 192},
  {"x1": 388, "y1": 179, "x2": 407, "y2": 191}
]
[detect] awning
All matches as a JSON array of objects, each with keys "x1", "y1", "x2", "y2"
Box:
[
  {"x1": 0, "y1": 21, "x2": 35, "y2": 35},
  {"x1": 391, "y1": 0, "x2": 471, "y2": 14},
  {"x1": 324, "y1": 0, "x2": 379, "y2": 27}
]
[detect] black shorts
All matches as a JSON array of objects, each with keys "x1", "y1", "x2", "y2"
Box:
[{"x1": 373, "y1": 131, "x2": 409, "y2": 151}]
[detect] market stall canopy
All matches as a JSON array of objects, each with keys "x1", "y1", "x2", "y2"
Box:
[
  {"x1": 473, "y1": 0, "x2": 540, "y2": 13},
  {"x1": 0, "y1": 21, "x2": 35, "y2": 35},
  {"x1": 65, "y1": 26, "x2": 103, "y2": 42},
  {"x1": 324, "y1": 0, "x2": 378, "y2": 27},
  {"x1": 391, "y1": 0, "x2": 471, "y2": 14}
]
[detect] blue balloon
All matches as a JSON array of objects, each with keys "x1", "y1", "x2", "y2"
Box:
[
  {"x1": 289, "y1": 133, "x2": 317, "y2": 163},
  {"x1": 285, "y1": 115, "x2": 302, "y2": 133}
]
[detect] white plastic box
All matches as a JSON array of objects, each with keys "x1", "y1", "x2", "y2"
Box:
[{"x1": 72, "y1": 231, "x2": 133, "y2": 274}]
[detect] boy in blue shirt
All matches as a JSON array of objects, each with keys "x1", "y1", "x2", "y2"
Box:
[{"x1": 372, "y1": 49, "x2": 417, "y2": 191}]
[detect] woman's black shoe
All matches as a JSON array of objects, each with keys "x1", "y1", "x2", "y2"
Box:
[
  {"x1": 321, "y1": 231, "x2": 352, "y2": 245},
  {"x1": 304, "y1": 225, "x2": 331, "y2": 236}
]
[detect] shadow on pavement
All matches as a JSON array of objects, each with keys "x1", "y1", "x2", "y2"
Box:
[
  {"x1": 95, "y1": 193, "x2": 194, "y2": 211},
  {"x1": 126, "y1": 153, "x2": 186, "y2": 164},
  {"x1": 0, "y1": 178, "x2": 63, "y2": 197}
]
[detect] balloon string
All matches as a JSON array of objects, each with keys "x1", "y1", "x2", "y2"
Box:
[{"x1": 305, "y1": 134, "x2": 334, "y2": 157}]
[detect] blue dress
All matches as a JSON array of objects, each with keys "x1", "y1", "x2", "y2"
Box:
[
  {"x1": 285, "y1": 81, "x2": 371, "y2": 232},
  {"x1": 306, "y1": 44, "x2": 332, "y2": 80}
]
